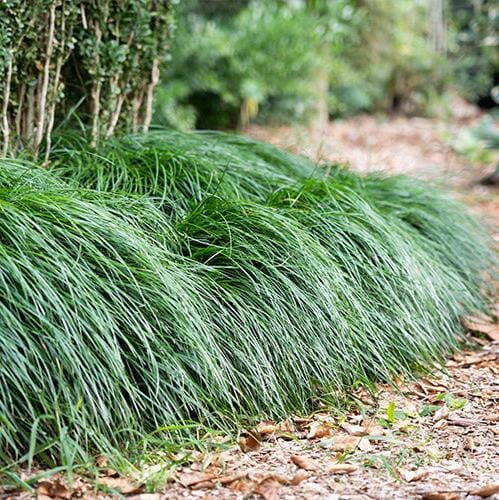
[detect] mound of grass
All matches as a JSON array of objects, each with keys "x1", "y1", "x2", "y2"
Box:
[
  {"x1": 50, "y1": 131, "x2": 320, "y2": 216},
  {"x1": 0, "y1": 132, "x2": 495, "y2": 470},
  {"x1": 0, "y1": 161, "x2": 240, "y2": 465}
]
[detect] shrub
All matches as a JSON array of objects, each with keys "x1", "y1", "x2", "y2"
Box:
[
  {"x1": 159, "y1": 0, "x2": 457, "y2": 126},
  {"x1": 158, "y1": 0, "x2": 338, "y2": 128},
  {"x1": 448, "y1": 0, "x2": 498, "y2": 105},
  {"x1": 0, "y1": 0, "x2": 174, "y2": 157},
  {"x1": 328, "y1": 0, "x2": 448, "y2": 117}
]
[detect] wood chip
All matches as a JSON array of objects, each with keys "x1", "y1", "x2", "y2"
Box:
[{"x1": 447, "y1": 416, "x2": 481, "y2": 427}]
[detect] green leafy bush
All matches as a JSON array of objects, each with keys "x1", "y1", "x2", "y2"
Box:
[
  {"x1": 448, "y1": 0, "x2": 498, "y2": 105},
  {"x1": 158, "y1": 0, "x2": 458, "y2": 126},
  {"x1": 157, "y1": 0, "x2": 340, "y2": 128},
  {"x1": 0, "y1": 0, "x2": 174, "y2": 157},
  {"x1": 328, "y1": 0, "x2": 448, "y2": 117}
]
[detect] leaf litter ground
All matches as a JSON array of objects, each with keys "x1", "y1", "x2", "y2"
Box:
[{"x1": 2, "y1": 110, "x2": 498, "y2": 500}]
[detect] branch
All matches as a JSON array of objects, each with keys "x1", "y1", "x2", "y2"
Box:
[
  {"x1": 142, "y1": 57, "x2": 160, "y2": 132},
  {"x1": 90, "y1": 19, "x2": 102, "y2": 148},
  {"x1": 45, "y1": 0, "x2": 69, "y2": 164},
  {"x1": 1, "y1": 51, "x2": 13, "y2": 157},
  {"x1": 34, "y1": 3, "x2": 56, "y2": 154}
]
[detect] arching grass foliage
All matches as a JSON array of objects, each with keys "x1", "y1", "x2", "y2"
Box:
[{"x1": 0, "y1": 131, "x2": 495, "y2": 469}]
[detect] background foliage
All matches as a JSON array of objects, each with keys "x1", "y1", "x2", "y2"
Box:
[{"x1": 156, "y1": 0, "x2": 498, "y2": 130}]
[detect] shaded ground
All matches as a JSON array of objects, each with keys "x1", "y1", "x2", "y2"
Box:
[{"x1": 2, "y1": 113, "x2": 498, "y2": 499}]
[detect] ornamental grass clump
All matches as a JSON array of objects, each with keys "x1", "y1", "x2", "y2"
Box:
[
  {"x1": 50, "y1": 131, "x2": 319, "y2": 215},
  {"x1": 0, "y1": 131, "x2": 495, "y2": 468},
  {"x1": 0, "y1": 160, "x2": 242, "y2": 463}
]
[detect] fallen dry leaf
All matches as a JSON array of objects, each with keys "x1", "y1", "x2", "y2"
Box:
[
  {"x1": 191, "y1": 480, "x2": 215, "y2": 490},
  {"x1": 463, "y1": 435, "x2": 474, "y2": 450},
  {"x1": 434, "y1": 418, "x2": 448, "y2": 430},
  {"x1": 270, "y1": 474, "x2": 292, "y2": 485},
  {"x1": 464, "y1": 318, "x2": 499, "y2": 341},
  {"x1": 400, "y1": 468, "x2": 429, "y2": 483},
  {"x1": 256, "y1": 421, "x2": 278, "y2": 437},
  {"x1": 291, "y1": 470, "x2": 309, "y2": 485},
  {"x1": 36, "y1": 478, "x2": 70, "y2": 499},
  {"x1": 340, "y1": 423, "x2": 367, "y2": 436},
  {"x1": 218, "y1": 472, "x2": 248, "y2": 485},
  {"x1": 422, "y1": 493, "x2": 460, "y2": 500},
  {"x1": 278, "y1": 419, "x2": 294, "y2": 434},
  {"x1": 229, "y1": 479, "x2": 252, "y2": 495},
  {"x1": 357, "y1": 437, "x2": 373, "y2": 452},
  {"x1": 417, "y1": 378, "x2": 449, "y2": 394},
  {"x1": 97, "y1": 477, "x2": 143, "y2": 495},
  {"x1": 307, "y1": 421, "x2": 331, "y2": 439},
  {"x1": 95, "y1": 455, "x2": 108, "y2": 468},
  {"x1": 239, "y1": 433, "x2": 261, "y2": 452},
  {"x1": 470, "y1": 483, "x2": 499, "y2": 498},
  {"x1": 253, "y1": 477, "x2": 282, "y2": 500},
  {"x1": 328, "y1": 463, "x2": 359, "y2": 474},
  {"x1": 177, "y1": 472, "x2": 217, "y2": 488},
  {"x1": 329, "y1": 435, "x2": 361, "y2": 452},
  {"x1": 364, "y1": 423, "x2": 385, "y2": 436},
  {"x1": 459, "y1": 353, "x2": 498, "y2": 367},
  {"x1": 290, "y1": 454, "x2": 319, "y2": 471},
  {"x1": 293, "y1": 417, "x2": 312, "y2": 429}
]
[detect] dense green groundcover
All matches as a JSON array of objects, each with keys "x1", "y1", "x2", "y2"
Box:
[{"x1": 0, "y1": 131, "x2": 495, "y2": 468}]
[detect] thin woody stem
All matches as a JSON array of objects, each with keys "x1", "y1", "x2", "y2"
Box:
[
  {"x1": 34, "y1": 3, "x2": 56, "y2": 154},
  {"x1": 1, "y1": 51, "x2": 13, "y2": 157}
]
